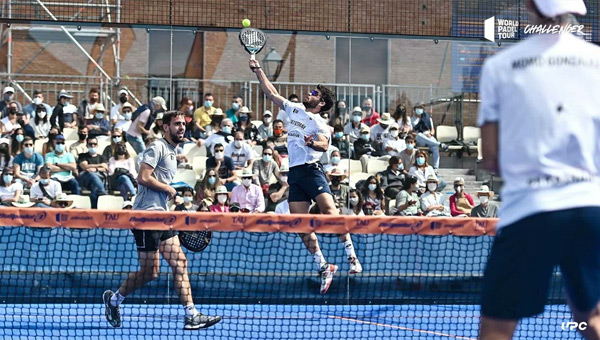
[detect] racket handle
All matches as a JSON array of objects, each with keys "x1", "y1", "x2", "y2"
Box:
[{"x1": 250, "y1": 54, "x2": 256, "y2": 60}]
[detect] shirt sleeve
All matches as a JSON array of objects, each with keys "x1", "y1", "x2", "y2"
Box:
[
  {"x1": 140, "y1": 142, "x2": 162, "y2": 168},
  {"x1": 255, "y1": 186, "x2": 265, "y2": 212},
  {"x1": 477, "y1": 59, "x2": 500, "y2": 126},
  {"x1": 66, "y1": 153, "x2": 76, "y2": 163}
]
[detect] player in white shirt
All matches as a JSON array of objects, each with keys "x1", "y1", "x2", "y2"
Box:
[
  {"x1": 250, "y1": 58, "x2": 362, "y2": 295},
  {"x1": 478, "y1": 1, "x2": 600, "y2": 339}
]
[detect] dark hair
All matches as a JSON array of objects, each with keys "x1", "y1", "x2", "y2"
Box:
[
  {"x1": 86, "y1": 136, "x2": 98, "y2": 145},
  {"x1": 361, "y1": 175, "x2": 383, "y2": 201},
  {"x1": 233, "y1": 95, "x2": 243, "y2": 101},
  {"x1": 89, "y1": 88, "x2": 99, "y2": 95},
  {"x1": 402, "y1": 175, "x2": 418, "y2": 190},
  {"x1": 202, "y1": 167, "x2": 221, "y2": 190},
  {"x1": 387, "y1": 156, "x2": 400, "y2": 169},
  {"x1": 33, "y1": 90, "x2": 42, "y2": 97},
  {"x1": 394, "y1": 104, "x2": 409, "y2": 125},
  {"x1": 348, "y1": 188, "x2": 363, "y2": 214},
  {"x1": 34, "y1": 104, "x2": 48, "y2": 125},
  {"x1": 78, "y1": 125, "x2": 88, "y2": 133},
  {"x1": 333, "y1": 124, "x2": 343, "y2": 133},
  {"x1": 214, "y1": 143, "x2": 224, "y2": 151},
  {"x1": 415, "y1": 150, "x2": 429, "y2": 167},
  {"x1": 162, "y1": 110, "x2": 186, "y2": 126},
  {"x1": 273, "y1": 119, "x2": 284, "y2": 127},
  {"x1": 204, "y1": 93, "x2": 213, "y2": 99},
  {"x1": 39, "y1": 165, "x2": 51, "y2": 174},
  {"x1": 182, "y1": 187, "x2": 195, "y2": 196},
  {"x1": 114, "y1": 142, "x2": 129, "y2": 159},
  {"x1": 288, "y1": 94, "x2": 299, "y2": 101},
  {"x1": 10, "y1": 128, "x2": 24, "y2": 157},
  {"x1": 180, "y1": 97, "x2": 191, "y2": 107},
  {"x1": 317, "y1": 84, "x2": 336, "y2": 113},
  {"x1": 0, "y1": 166, "x2": 13, "y2": 186},
  {"x1": 405, "y1": 134, "x2": 415, "y2": 143},
  {"x1": 23, "y1": 136, "x2": 33, "y2": 144}
]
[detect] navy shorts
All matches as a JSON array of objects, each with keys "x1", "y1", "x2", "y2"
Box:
[
  {"x1": 288, "y1": 162, "x2": 332, "y2": 203},
  {"x1": 131, "y1": 229, "x2": 176, "y2": 252},
  {"x1": 481, "y1": 207, "x2": 600, "y2": 319}
]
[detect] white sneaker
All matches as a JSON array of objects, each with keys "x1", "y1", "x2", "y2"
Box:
[
  {"x1": 319, "y1": 263, "x2": 338, "y2": 294},
  {"x1": 348, "y1": 257, "x2": 363, "y2": 274}
]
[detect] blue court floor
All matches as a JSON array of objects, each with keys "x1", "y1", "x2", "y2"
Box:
[{"x1": 0, "y1": 304, "x2": 580, "y2": 340}]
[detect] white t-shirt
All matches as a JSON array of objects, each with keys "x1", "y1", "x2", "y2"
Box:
[
  {"x1": 225, "y1": 142, "x2": 253, "y2": 168},
  {"x1": 369, "y1": 123, "x2": 389, "y2": 142},
  {"x1": 283, "y1": 100, "x2": 330, "y2": 168},
  {"x1": 344, "y1": 122, "x2": 367, "y2": 143},
  {"x1": 110, "y1": 104, "x2": 122, "y2": 121},
  {"x1": 205, "y1": 133, "x2": 232, "y2": 155},
  {"x1": 126, "y1": 108, "x2": 150, "y2": 138},
  {"x1": 383, "y1": 137, "x2": 407, "y2": 157},
  {"x1": 30, "y1": 180, "x2": 62, "y2": 200},
  {"x1": 478, "y1": 33, "x2": 600, "y2": 229},
  {"x1": 1, "y1": 117, "x2": 21, "y2": 134},
  {"x1": 408, "y1": 165, "x2": 436, "y2": 189},
  {"x1": 0, "y1": 182, "x2": 23, "y2": 200},
  {"x1": 324, "y1": 161, "x2": 348, "y2": 174},
  {"x1": 277, "y1": 109, "x2": 291, "y2": 129}
]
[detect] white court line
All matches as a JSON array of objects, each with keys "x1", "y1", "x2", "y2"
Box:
[{"x1": 328, "y1": 315, "x2": 477, "y2": 340}]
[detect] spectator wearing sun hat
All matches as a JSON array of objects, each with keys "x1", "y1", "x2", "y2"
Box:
[
  {"x1": 210, "y1": 185, "x2": 230, "y2": 213},
  {"x1": 110, "y1": 89, "x2": 130, "y2": 126},
  {"x1": 0, "y1": 86, "x2": 22, "y2": 118},
  {"x1": 230, "y1": 168, "x2": 264, "y2": 213},
  {"x1": 470, "y1": 185, "x2": 498, "y2": 218},
  {"x1": 449, "y1": 177, "x2": 475, "y2": 217}
]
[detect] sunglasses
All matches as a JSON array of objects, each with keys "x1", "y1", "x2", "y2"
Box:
[
  {"x1": 56, "y1": 202, "x2": 70, "y2": 208},
  {"x1": 263, "y1": 153, "x2": 273, "y2": 156},
  {"x1": 214, "y1": 150, "x2": 224, "y2": 153},
  {"x1": 310, "y1": 90, "x2": 320, "y2": 96},
  {"x1": 56, "y1": 142, "x2": 65, "y2": 145},
  {"x1": 88, "y1": 143, "x2": 98, "y2": 146},
  {"x1": 24, "y1": 144, "x2": 33, "y2": 147},
  {"x1": 208, "y1": 175, "x2": 216, "y2": 178}
]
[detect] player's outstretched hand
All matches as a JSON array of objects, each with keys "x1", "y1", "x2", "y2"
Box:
[
  {"x1": 304, "y1": 134, "x2": 315, "y2": 146},
  {"x1": 249, "y1": 59, "x2": 261, "y2": 71}
]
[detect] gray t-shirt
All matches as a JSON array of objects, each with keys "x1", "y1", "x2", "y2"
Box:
[{"x1": 133, "y1": 139, "x2": 177, "y2": 211}]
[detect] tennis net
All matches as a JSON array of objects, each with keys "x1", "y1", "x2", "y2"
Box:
[{"x1": 0, "y1": 208, "x2": 575, "y2": 339}]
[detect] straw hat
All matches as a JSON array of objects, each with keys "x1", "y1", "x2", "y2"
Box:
[
  {"x1": 212, "y1": 108, "x2": 224, "y2": 116},
  {"x1": 92, "y1": 103, "x2": 107, "y2": 114},
  {"x1": 12, "y1": 195, "x2": 35, "y2": 208},
  {"x1": 426, "y1": 174, "x2": 440, "y2": 183},
  {"x1": 52, "y1": 193, "x2": 74, "y2": 209},
  {"x1": 120, "y1": 102, "x2": 134, "y2": 114},
  {"x1": 215, "y1": 186, "x2": 228, "y2": 194},
  {"x1": 476, "y1": 185, "x2": 495, "y2": 198},
  {"x1": 238, "y1": 106, "x2": 252, "y2": 114},
  {"x1": 241, "y1": 168, "x2": 253, "y2": 178},
  {"x1": 377, "y1": 112, "x2": 395, "y2": 125},
  {"x1": 454, "y1": 177, "x2": 465, "y2": 185},
  {"x1": 360, "y1": 126, "x2": 370, "y2": 134}
]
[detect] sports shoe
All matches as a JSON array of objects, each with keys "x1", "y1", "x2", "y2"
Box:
[
  {"x1": 184, "y1": 313, "x2": 222, "y2": 330},
  {"x1": 348, "y1": 257, "x2": 363, "y2": 274},
  {"x1": 102, "y1": 290, "x2": 122, "y2": 328},
  {"x1": 440, "y1": 143, "x2": 449, "y2": 151},
  {"x1": 319, "y1": 263, "x2": 338, "y2": 294}
]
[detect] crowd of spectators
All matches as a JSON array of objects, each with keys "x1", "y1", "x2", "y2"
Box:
[{"x1": 0, "y1": 86, "x2": 496, "y2": 217}]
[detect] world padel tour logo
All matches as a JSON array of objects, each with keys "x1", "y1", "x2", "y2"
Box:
[{"x1": 485, "y1": 16, "x2": 586, "y2": 42}]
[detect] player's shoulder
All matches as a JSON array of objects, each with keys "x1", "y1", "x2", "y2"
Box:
[{"x1": 283, "y1": 100, "x2": 306, "y2": 113}]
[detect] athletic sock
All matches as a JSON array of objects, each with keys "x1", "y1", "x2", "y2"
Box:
[
  {"x1": 184, "y1": 304, "x2": 199, "y2": 317},
  {"x1": 344, "y1": 240, "x2": 357, "y2": 259},
  {"x1": 313, "y1": 251, "x2": 327, "y2": 270},
  {"x1": 110, "y1": 290, "x2": 126, "y2": 307}
]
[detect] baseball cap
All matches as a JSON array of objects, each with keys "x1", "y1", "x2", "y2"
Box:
[
  {"x1": 55, "y1": 134, "x2": 66, "y2": 141},
  {"x1": 532, "y1": 0, "x2": 586, "y2": 17},
  {"x1": 2, "y1": 86, "x2": 14, "y2": 95},
  {"x1": 152, "y1": 96, "x2": 167, "y2": 111},
  {"x1": 118, "y1": 89, "x2": 128, "y2": 96},
  {"x1": 58, "y1": 89, "x2": 73, "y2": 99}
]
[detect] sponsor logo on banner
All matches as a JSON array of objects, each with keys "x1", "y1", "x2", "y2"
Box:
[
  {"x1": 475, "y1": 220, "x2": 488, "y2": 233},
  {"x1": 378, "y1": 221, "x2": 423, "y2": 231},
  {"x1": 444, "y1": 222, "x2": 466, "y2": 230},
  {"x1": 129, "y1": 215, "x2": 176, "y2": 225},
  {"x1": 355, "y1": 220, "x2": 369, "y2": 228},
  {"x1": 255, "y1": 218, "x2": 302, "y2": 227},
  {"x1": 430, "y1": 221, "x2": 442, "y2": 230},
  {"x1": 310, "y1": 219, "x2": 345, "y2": 228},
  {"x1": 104, "y1": 213, "x2": 120, "y2": 222},
  {"x1": 232, "y1": 216, "x2": 247, "y2": 225},
  {"x1": 310, "y1": 219, "x2": 322, "y2": 228},
  {"x1": 185, "y1": 216, "x2": 221, "y2": 225},
  {"x1": 0, "y1": 211, "x2": 47, "y2": 223}
]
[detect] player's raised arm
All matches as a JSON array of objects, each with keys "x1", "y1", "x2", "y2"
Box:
[{"x1": 249, "y1": 59, "x2": 286, "y2": 109}]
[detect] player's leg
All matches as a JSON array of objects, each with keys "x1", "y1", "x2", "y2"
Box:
[
  {"x1": 290, "y1": 200, "x2": 324, "y2": 265},
  {"x1": 159, "y1": 233, "x2": 222, "y2": 330},
  {"x1": 478, "y1": 317, "x2": 518, "y2": 340}
]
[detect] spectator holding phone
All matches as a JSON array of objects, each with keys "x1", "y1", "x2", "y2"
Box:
[{"x1": 394, "y1": 175, "x2": 421, "y2": 216}]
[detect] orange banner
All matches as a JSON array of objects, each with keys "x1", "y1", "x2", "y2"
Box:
[{"x1": 0, "y1": 207, "x2": 498, "y2": 236}]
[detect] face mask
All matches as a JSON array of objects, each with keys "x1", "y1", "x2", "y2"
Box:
[
  {"x1": 455, "y1": 186, "x2": 463, "y2": 193},
  {"x1": 232, "y1": 102, "x2": 240, "y2": 110},
  {"x1": 331, "y1": 156, "x2": 340, "y2": 164},
  {"x1": 15, "y1": 135, "x2": 24, "y2": 143},
  {"x1": 208, "y1": 177, "x2": 216, "y2": 185},
  {"x1": 185, "y1": 117, "x2": 193, "y2": 124},
  {"x1": 390, "y1": 130, "x2": 399, "y2": 138},
  {"x1": 204, "y1": 100, "x2": 213, "y2": 108},
  {"x1": 123, "y1": 113, "x2": 132, "y2": 120},
  {"x1": 183, "y1": 196, "x2": 194, "y2": 203},
  {"x1": 215, "y1": 152, "x2": 225, "y2": 160},
  {"x1": 427, "y1": 183, "x2": 437, "y2": 192},
  {"x1": 4, "y1": 94, "x2": 13, "y2": 101},
  {"x1": 397, "y1": 163, "x2": 404, "y2": 170},
  {"x1": 416, "y1": 157, "x2": 425, "y2": 166},
  {"x1": 368, "y1": 183, "x2": 377, "y2": 191},
  {"x1": 24, "y1": 147, "x2": 33, "y2": 155},
  {"x1": 95, "y1": 113, "x2": 103, "y2": 120},
  {"x1": 263, "y1": 155, "x2": 272, "y2": 162},
  {"x1": 64, "y1": 100, "x2": 70, "y2": 106},
  {"x1": 222, "y1": 126, "x2": 232, "y2": 134},
  {"x1": 264, "y1": 117, "x2": 272, "y2": 124},
  {"x1": 78, "y1": 134, "x2": 87, "y2": 141},
  {"x1": 274, "y1": 128, "x2": 283, "y2": 136},
  {"x1": 361, "y1": 134, "x2": 369, "y2": 141},
  {"x1": 113, "y1": 136, "x2": 122, "y2": 143},
  {"x1": 217, "y1": 195, "x2": 228, "y2": 204},
  {"x1": 349, "y1": 197, "x2": 359, "y2": 206},
  {"x1": 416, "y1": 108, "x2": 424, "y2": 115},
  {"x1": 88, "y1": 147, "x2": 97, "y2": 154},
  {"x1": 234, "y1": 140, "x2": 243, "y2": 148},
  {"x1": 33, "y1": 97, "x2": 42, "y2": 105},
  {"x1": 334, "y1": 132, "x2": 344, "y2": 139},
  {"x1": 242, "y1": 178, "x2": 252, "y2": 187},
  {"x1": 280, "y1": 175, "x2": 288, "y2": 183},
  {"x1": 55, "y1": 144, "x2": 65, "y2": 153},
  {"x1": 119, "y1": 96, "x2": 128, "y2": 104},
  {"x1": 479, "y1": 196, "x2": 489, "y2": 204},
  {"x1": 406, "y1": 143, "x2": 414, "y2": 150},
  {"x1": 40, "y1": 178, "x2": 49, "y2": 185},
  {"x1": 353, "y1": 115, "x2": 361, "y2": 123},
  {"x1": 331, "y1": 178, "x2": 341, "y2": 186},
  {"x1": 362, "y1": 105, "x2": 371, "y2": 111},
  {"x1": 38, "y1": 111, "x2": 47, "y2": 118},
  {"x1": 240, "y1": 115, "x2": 248, "y2": 122},
  {"x1": 3, "y1": 175, "x2": 12, "y2": 183}
]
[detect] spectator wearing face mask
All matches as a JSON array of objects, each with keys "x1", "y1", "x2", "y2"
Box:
[
  {"x1": 115, "y1": 102, "x2": 134, "y2": 132},
  {"x1": 258, "y1": 110, "x2": 274, "y2": 140},
  {"x1": 225, "y1": 96, "x2": 243, "y2": 125},
  {"x1": 10, "y1": 128, "x2": 25, "y2": 157},
  {"x1": 353, "y1": 126, "x2": 376, "y2": 168},
  {"x1": 344, "y1": 106, "x2": 368, "y2": 144},
  {"x1": 69, "y1": 126, "x2": 89, "y2": 159},
  {"x1": 325, "y1": 150, "x2": 348, "y2": 180},
  {"x1": 394, "y1": 175, "x2": 421, "y2": 216},
  {"x1": 148, "y1": 112, "x2": 164, "y2": 141},
  {"x1": 24, "y1": 90, "x2": 52, "y2": 119},
  {"x1": 411, "y1": 102, "x2": 449, "y2": 170},
  {"x1": 342, "y1": 189, "x2": 364, "y2": 216},
  {"x1": 205, "y1": 143, "x2": 237, "y2": 191},
  {"x1": 86, "y1": 104, "x2": 110, "y2": 139},
  {"x1": 0, "y1": 101, "x2": 22, "y2": 136},
  {"x1": 175, "y1": 187, "x2": 199, "y2": 212},
  {"x1": 332, "y1": 100, "x2": 348, "y2": 127},
  {"x1": 420, "y1": 174, "x2": 450, "y2": 217},
  {"x1": 110, "y1": 89, "x2": 130, "y2": 127},
  {"x1": 0, "y1": 87, "x2": 22, "y2": 118},
  {"x1": 205, "y1": 117, "x2": 234, "y2": 155},
  {"x1": 383, "y1": 122, "x2": 406, "y2": 157},
  {"x1": 78, "y1": 88, "x2": 100, "y2": 121},
  {"x1": 252, "y1": 146, "x2": 280, "y2": 191},
  {"x1": 102, "y1": 128, "x2": 123, "y2": 160},
  {"x1": 409, "y1": 150, "x2": 436, "y2": 192},
  {"x1": 378, "y1": 156, "x2": 406, "y2": 200},
  {"x1": 235, "y1": 106, "x2": 262, "y2": 146},
  {"x1": 231, "y1": 168, "x2": 264, "y2": 213},
  {"x1": 13, "y1": 136, "x2": 43, "y2": 188},
  {"x1": 369, "y1": 112, "x2": 394, "y2": 154},
  {"x1": 328, "y1": 167, "x2": 350, "y2": 212},
  {"x1": 0, "y1": 138, "x2": 13, "y2": 170},
  {"x1": 265, "y1": 164, "x2": 288, "y2": 212},
  {"x1": 108, "y1": 142, "x2": 137, "y2": 201},
  {"x1": 360, "y1": 97, "x2": 380, "y2": 127},
  {"x1": 45, "y1": 134, "x2": 80, "y2": 195},
  {"x1": 29, "y1": 104, "x2": 51, "y2": 139},
  {"x1": 193, "y1": 93, "x2": 217, "y2": 136},
  {"x1": 266, "y1": 119, "x2": 287, "y2": 156},
  {"x1": 449, "y1": 177, "x2": 474, "y2": 217},
  {"x1": 77, "y1": 136, "x2": 108, "y2": 209},
  {"x1": 360, "y1": 175, "x2": 386, "y2": 216},
  {"x1": 225, "y1": 131, "x2": 254, "y2": 170},
  {"x1": 276, "y1": 94, "x2": 299, "y2": 129},
  {"x1": 30, "y1": 165, "x2": 62, "y2": 207},
  {"x1": 393, "y1": 103, "x2": 412, "y2": 137},
  {"x1": 470, "y1": 185, "x2": 498, "y2": 218},
  {"x1": 331, "y1": 124, "x2": 350, "y2": 159},
  {"x1": 210, "y1": 186, "x2": 230, "y2": 213},
  {"x1": 50, "y1": 89, "x2": 74, "y2": 130},
  {"x1": 0, "y1": 166, "x2": 22, "y2": 206},
  {"x1": 399, "y1": 135, "x2": 417, "y2": 174}
]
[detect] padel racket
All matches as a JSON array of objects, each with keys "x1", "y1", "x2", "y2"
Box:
[
  {"x1": 179, "y1": 230, "x2": 213, "y2": 252},
  {"x1": 239, "y1": 27, "x2": 267, "y2": 60}
]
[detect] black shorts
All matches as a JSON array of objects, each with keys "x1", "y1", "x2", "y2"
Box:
[
  {"x1": 288, "y1": 162, "x2": 332, "y2": 203},
  {"x1": 131, "y1": 229, "x2": 176, "y2": 252},
  {"x1": 481, "y1": 207, "x2": 600, "y2": 319}
]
